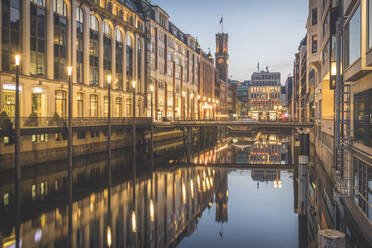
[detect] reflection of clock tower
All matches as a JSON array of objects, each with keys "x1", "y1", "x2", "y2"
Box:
[{"x1": 215, "y1": 33, "x2": 229, "y2": 83}]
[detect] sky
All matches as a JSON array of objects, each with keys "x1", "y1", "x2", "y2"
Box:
[{"x1": 151, "y1": 0, "x2": 308, "y2": 84}]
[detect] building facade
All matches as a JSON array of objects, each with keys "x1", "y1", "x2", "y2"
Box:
[
  {"x1": 0, "y1": 0, "x2": 148, "y2": 121},
  {"x1": 248, "y1": 70, "x2": 281, "y2": 120}
]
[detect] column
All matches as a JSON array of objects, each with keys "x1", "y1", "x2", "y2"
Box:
[
  {"x1": 83, "y1": 7, "x2": 90, "y2": 85},
  {"x1": 21, "y1": 0, "x2": 31, "y2": 75},
  {"x1": 134, "y1": 34, "x2": 138, "y2": 91},
  {"x1": 46, "y1": 0, "x2": 54, "y2": 79},
  {"x1": 71, "y1": 0, "x2": 77, "y2": 82},
  {"x1": 112, "y1": 33, "x2": 116, "y2": 89},
  {"x1": 0, "y1": 0, "x2": 2, "y2": 70},
  {"x1": 99, "y1": 20, "x2": 104, "y2": 88},
  {"x1": 123, "y1": 31, "x2": 127, "y2": 92},
  {"x1": 141, "y1": 37, "x2": 145, "y2": 93}
]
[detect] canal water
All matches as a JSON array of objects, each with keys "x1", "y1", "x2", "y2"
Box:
[{"x1": 0, "y1": 131, "x2": 370, "y2": 247}]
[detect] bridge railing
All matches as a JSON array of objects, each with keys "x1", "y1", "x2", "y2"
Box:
[{"x1": 0, "y1": 117, "x2": 151, "y2": 130}]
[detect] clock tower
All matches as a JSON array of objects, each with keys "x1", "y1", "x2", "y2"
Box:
[{"x1": 215, "y1": 33, "x2": 229, "y2": 83}]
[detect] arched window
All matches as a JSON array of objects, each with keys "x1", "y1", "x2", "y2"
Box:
[
  {"x1": 126, "y1": 33, "x2": 133, "y2": 91},
  {"x1": 103, "y1": 22, "x2": 112, "y2": 87},
  {"x1": 1, "y1": 0, "x2": 21, "y2": 72},
  {"x1": 54, "y1": 0, "x2": 68, "y2": 80},
  {"x1": 30, "y1": 0, "x2": 46, "y2": 76},
  {"x1": 115, "y1": 29, "x2": 124, "y2": 90},
  {"x1": 76, "y1": 7, "x2": 84, "y2": 83},
  {"x1": 89, "y1": 15, "x2": 99, "y2": 86},
  {"x1": 118, "y1": 10, "x2": 123, "y2": 19}
]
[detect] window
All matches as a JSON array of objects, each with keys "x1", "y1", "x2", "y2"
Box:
[
  {"x1": 103, "y1": 22, "x2": 112, "y2": 88},
  {"x1": 354, "y1": 89, "x2": 372, "y2": 147},
  {"x1": 77, "y1": 93, "x2": 84, "y2": 117},
  {"x1": 76, "y1": 7, "x2": 84, "y2": 84},
  {"x1": 353, "y1": 157, "x2": 372, "y2": 221},
  {"x1": 30, "y1": 0, "x2": 46, "y2": 76},
  {"x1": 90, "y1": 15, "x2": 99, "y2": 86},
  {"x1": 104, "y1": 96, "x2": 109, "y2": 117},
  {"x1": 54, "y1": 0, "x2": 68, "y2": 80},
  {"x1": 126, "y1": 33, "x2": 133, "y2": 91},
  {"x1": 126, "y1": 98, "x2": 132, "y2": 117},
  {"x1": 323, "y1": 10, "x2": 330, "y2": 37},
  {"x1": 1, "y1": 0, "x2": 21, "y2": 72},
  {"x1": 312, "y1": 35, "x2": 318, "y2": 53},
  {"x1": 115, "y1": 29, "x2": 124, "y2": 90},
  {"x1": 90, "y1": 94, "x2": 98, "y2": 117},
  {"x1": 116, "y1": 97, "x2": 122, "y2": 117},
  {"x1": 344, "y1": 6, "x2": 361, "y2": 68},
  {"x1": 2, "y1": 88, "x2": 16, "y2": 117},
  {"x1": 312, "y1": 8, "x2": 317, "y2": 25},
  {"x1": 55, "y1": 90, "x2": 66, "y2": 118},
  {"x1": 32, "y1": 89, "x2": 46, "y2": 116}
]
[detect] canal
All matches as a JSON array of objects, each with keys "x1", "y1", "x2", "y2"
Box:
[{"x1": 0, "y1": 130, "x2": 370, "y2": 247}]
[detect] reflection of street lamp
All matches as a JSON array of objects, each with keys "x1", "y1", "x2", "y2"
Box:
[
  {"x1": 182, "y1": 91, "x2": 186, "y2": 120},
  {"x1": 106, "y1": 225, "x2": 112, "y2": 247},
  {"x1": 14, "y1": 55, "x2": 20, "y2": 182},
  {"x1": 131, "y1": 210, "x2": 137, "y2": 233}
]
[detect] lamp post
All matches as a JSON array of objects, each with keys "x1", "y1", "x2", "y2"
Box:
[
  {"x1": 67, "y1": 66, "x2": 73, "y2": 236},
  {"x1": 14, "y1": 55, "x2": 20, "y2": 182},
  {"x1": 150, "y1": 84, "x2": 154, "y2": 162},
  {"x1": 107, "y1": 75, "x2": 112, "y2": 180},
  {"x1": 190, "y1": 93, "x2": 194, "y2": 120},
  {"x1": 197, "y1": 95, "x2": 200, "y2": 120},
  {"x1": 203, "y1": 97, "x2": 206, "y2": 120},
  {"x1": 132, "y1": 81, "x2": 136, "y2": 155},
  {"x1": 182, "y1": 91, "x2": 186, "y2": 121}
]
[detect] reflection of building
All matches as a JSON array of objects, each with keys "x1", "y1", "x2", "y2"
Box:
[
  {"x1": 214, "y1": 169, "x2": 228, "y2": 223},
  {"x1": 248, "y1": 70, "x2": 281, "y2": 120},
  {"x1": 0, "y1": 157, "x2": 216, "y2": 247},
  {"x1": 251, "y1": 169, "x2": 280, "y2": 182}
]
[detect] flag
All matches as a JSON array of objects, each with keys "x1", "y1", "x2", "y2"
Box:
[{"x1": 219, "y1": 17, "x2": 223, "y2": 24}]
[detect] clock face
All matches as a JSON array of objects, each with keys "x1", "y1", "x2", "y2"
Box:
[{"x1": 218, "y1": 58, "x2": 224, "y2": 64}]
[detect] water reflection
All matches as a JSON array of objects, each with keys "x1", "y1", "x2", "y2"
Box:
[{"x1": 0, "y1": 131, "x2": 370, "y2": 247}]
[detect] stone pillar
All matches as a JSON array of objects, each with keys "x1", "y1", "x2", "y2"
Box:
[
  {"x1": 123, "y1": 31, "x2": 127, "y2": 92},
  {"x1": 46, "y1": 0, "x2": 54, "y2": 79},
  {"x1": 134, "y1": 34, "x2": 138, "y2": 91},
  {"x1": 141, "y1": 37, "x2": 145, "y2": 93},
  {"x1": 99, "y1": 20, "x2": 104, "y2": 88},
  {"x1": 83, "y1": 7, "x2": 90, "y2": 85},
  {"x1": 318, "y1": 229, "x2": 345, "y2": 248},
  {"x1": 21, "y1": 0, "x2": 31, "y2": 75},
  {"x1": 112, "y1": 33, "x2": 116, "y2": 89}
]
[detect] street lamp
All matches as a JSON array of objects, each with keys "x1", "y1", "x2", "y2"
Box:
[
  {"x1": 67, "y1": 66, "x2": 73, "y2": 183},
  {"x1": 182, "y1": 91, "x2": 186, "y2": 120},
  {"x1": 14, "y1": 55, "x2": 21, "y2": 182}
]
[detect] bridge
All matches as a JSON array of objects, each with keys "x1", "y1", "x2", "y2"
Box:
[
  {"x1": 154, "y1": 120, "x2": 314, "y2": 129},
  {"x1": 0, "y1": 117, "x2": 151, "y2": 137},
  {"x1": 164, "y1": 163, "x2": 296, "y2": 170}
]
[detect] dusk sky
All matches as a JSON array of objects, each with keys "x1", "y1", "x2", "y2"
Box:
[{"x1": 151, "y1": 0, "x2": 308, "y2": 84}]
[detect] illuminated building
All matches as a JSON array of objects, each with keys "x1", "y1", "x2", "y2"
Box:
[{"x1": 248, "y1": 70, "x2": 281, "y2": 120}]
